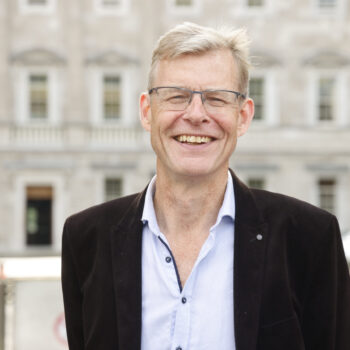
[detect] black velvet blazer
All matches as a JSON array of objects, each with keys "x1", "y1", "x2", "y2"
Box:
[{"x1": 61, "y1": 171, "x2": 350, "y2": 350}]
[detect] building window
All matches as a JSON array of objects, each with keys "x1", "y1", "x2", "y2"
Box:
[
  {"x1": 27, "y1": 0, "x2": 47, "y2": 4},
  {"x1": 318, "y1": 178, "x2": 336, "y2": 214},
  {"x1": 103, "y1": 75, "x2": 121, "y2": 120},
  {"x1": 247, "y1": 0, "x2": 264, "y2": 7},
  {"x1": 167, "y1": 0, "x2": 199, "y2": 14},
  {"x1": 249, "y1": 77, "x2": 265, "y2": 121},
  {"x1": 29, "y1": 74, "x2": 48, "y2": 120},
  {"x1": 102, "y1": 0, "x2": 121, "y2": 5},
  {"x1": 247, "y1": 177, "x2": 265, "y2": 190},
  {"x1": 318, "y1": 77, "x2": 335, "y2": 121},
  {"x1": 26, "y1": 186, "x2": 52, "y2": 246},
  {"x1": 175, "y1": 0, "x2": 192, "y2": 6},
  {"x1": 318, "y1": 0, "x2": 337, "y2": 9},
  {"x1": 105, "y1": 178, "x2": 122, "y2": 201},
  {"x1": 94, "y1": 0, "x2": 129, "y2": 15}
]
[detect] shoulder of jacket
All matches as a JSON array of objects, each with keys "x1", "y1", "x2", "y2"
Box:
[
  {"x1": 249, "y1": 188, "x2": 336, "y2": 231},
  {"x1": 63, "y1": 191, "x2": 144, "y2": 240}
]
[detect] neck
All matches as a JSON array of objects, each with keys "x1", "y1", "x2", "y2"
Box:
[{"x1": 153, "y1": 167, "x2": 229, "y2": 239}]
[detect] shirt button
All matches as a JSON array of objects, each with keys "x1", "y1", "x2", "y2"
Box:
[
  {"x1": 256, "y1": 234, "x2": 263, "y2": 240},
  {"x1": 181, "y1": 297, "x2": 187, "y2": 304},
  {"x1": 165, "y1": 256, "x2": 172, "y2": 263}
]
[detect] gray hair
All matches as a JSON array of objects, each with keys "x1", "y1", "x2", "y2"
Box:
[{"x1": 148, "y1": 22, "x2": 251, "y2": 94}]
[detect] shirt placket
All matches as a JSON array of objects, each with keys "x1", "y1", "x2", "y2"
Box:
[{"x1": 170, "y1": 232, "x2": 215, "y2": 350}]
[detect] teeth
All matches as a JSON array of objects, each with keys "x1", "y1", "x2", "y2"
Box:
[{"x1": 176, "y1": 135, "x2": 212, "y2": 144}]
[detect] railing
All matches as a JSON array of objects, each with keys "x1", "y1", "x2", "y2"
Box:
[{"x1": 0, "y1": 124, "x2": 150, "y2": 150}]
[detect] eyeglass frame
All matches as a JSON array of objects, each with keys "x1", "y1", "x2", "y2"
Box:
[{"x1": 148, "y1": 86, "x2": 246, "y2": 111}]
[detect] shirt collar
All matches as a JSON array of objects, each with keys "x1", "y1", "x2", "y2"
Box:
[
  {"x1": 141, "y1": 172, "x2": 235, "y2": 234},
  {"x1": 141, "y1": 175, "x2": 161, "y2": 235}
]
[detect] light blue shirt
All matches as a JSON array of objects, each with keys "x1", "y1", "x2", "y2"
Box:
[{"x1": 141, "y1": 173, "x2": 236, "y2": 350}]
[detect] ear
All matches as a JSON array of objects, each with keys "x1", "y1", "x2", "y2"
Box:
[
  {"x1": 139, "y1": 92, "x2": 152, "y2": 132},
  {"x1": 237, "y1": 98, "x2": 254, "y2": 137}
]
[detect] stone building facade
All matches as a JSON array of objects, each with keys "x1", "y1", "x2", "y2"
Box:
[{"x1": 0, "y1": 0, "x2": 349, "y2": 348}]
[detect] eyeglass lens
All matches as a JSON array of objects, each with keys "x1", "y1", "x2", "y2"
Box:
[{"x1": 153, "y1": 87, "x2": 240, "y2": 111}]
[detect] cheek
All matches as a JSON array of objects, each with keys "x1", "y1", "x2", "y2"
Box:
[{"x1": 216, "y1": 118, "x2": 238, "y2": 137}]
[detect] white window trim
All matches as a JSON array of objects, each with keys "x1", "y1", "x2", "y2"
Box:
[
  {"x1": 13, "y1": 174, "x2": 64, "y2": 252},
  {"x1": 94, "y1": 0, "x2": 130, "y2": 16},
  {"x1": 307, "y1": 69, "x2": 347, "y2": 127},
  {"x1": 249, "y1": 70, "x2": 279, "y2": 127},
  {"x1": 18, "y1": 0, "x2": 56, "y2": 15},
  {"x1": 14, "y1": 67, "x2": 62, "y2": 125},
  {"x1": 166, "y1": 0, "x2": 201, "y2": 16},
  {"x1": 88, "y1": 68, "x2": 134, "y2": 126}
]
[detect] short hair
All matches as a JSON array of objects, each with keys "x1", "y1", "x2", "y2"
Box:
[{"x1": 148, "y1": 22, "x2": 251, "y2": 94}]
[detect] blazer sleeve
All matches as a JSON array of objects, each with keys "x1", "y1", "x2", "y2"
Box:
[
  {"x1": 301, "y1": 215, "x2": 350, "y2": 350},
  {"x1": 61, "y1": 218, "x2": 85, "y2": 350}
]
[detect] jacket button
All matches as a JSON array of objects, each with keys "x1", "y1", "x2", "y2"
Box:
[{"x1": 256, "y1": 234, "x2": 263, "y2": 240}]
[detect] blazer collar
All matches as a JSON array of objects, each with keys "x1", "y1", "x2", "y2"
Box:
[{"x1": 110, "y1": 170, "x2": 268, "y2": 350}]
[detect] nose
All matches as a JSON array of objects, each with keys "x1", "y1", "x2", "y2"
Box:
[{"x1": 183, "y1": 92, "x2": 209, "y2": 124}]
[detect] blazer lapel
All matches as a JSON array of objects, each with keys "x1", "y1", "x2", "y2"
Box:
[
  {"x1": 110, "y1": 190, "x2": 146, "y2": 350},
  {"x1": 231, "y1": 171, "x2": 268, "y2": 350}
]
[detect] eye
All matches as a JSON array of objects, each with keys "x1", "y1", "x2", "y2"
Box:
[
  {"x1": 165, "y1": 93, "x2": 189, "y2": 104},
  {"x1": 205, "y1": 93, "x2": 228, "y2": 106}
]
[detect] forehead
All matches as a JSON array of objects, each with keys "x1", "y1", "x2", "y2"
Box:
[{"x1": 153, "y1": 49, "x2": 239, "y2": 90}]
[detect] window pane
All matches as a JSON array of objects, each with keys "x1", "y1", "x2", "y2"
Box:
[
  {"x1": 318, "y1": 77, "x2": 334, "y2": 121},
  {"x1": 105, "y1": 178, "x2": 122, "y2": 201},
  {"x1": 318, "y1": 178, "x2": 336, "y2": 214},
  {"x1": 29, "y1": 75, "x2": 48, "y2": 120},
  {"x1": 247, "y1": 0, "x2": 264, "y2": 7},
  {"x1": 102, "y1": 0, "x2": 121, "y2": 6},
  {"x1": 248, "y1": 177, "x2": 265, "y2": 190},
  {"x1": 249, "y1": 77, "x2": 264, "y2": 121},
  {"x1": 26, "y1": 186, "x2": 52, "y2": 246},
  {"x1": 104, "y1": 76, "x2": 121, "y2": 120},
  {"x1": 175, "y1": 0, "x2": 192, "y2": 6},
  {"x1": 28, "y1": 0, "x2": 47, "y2": 4},
  {"x1": 318, "y1": 0, "x2": 337, "y2": 8}
]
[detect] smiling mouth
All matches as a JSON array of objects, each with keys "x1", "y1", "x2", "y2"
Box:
[{"x1": 175, "y1": 135, "x2": 213, "y2": 144}]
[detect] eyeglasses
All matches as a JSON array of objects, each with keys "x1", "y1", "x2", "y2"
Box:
[{"x1": 148, "y1": 86, "x2": 246, "y2": 112}]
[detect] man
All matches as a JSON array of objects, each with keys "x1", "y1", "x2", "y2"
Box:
[{"x1": 61, "y1": 22, "x2": 350, "y2": 350}]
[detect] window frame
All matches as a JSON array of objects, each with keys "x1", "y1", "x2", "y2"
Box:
[
  {"x1": 14, "y1": 67, "x2": 62, "y2": 125},
  {"x1": 88, "y1": 68, "x2": 134, "y2": 126},
  {"x1": 307, "y1": 70, "x2": 347, "y2": 126},
  {"x1": 13, "y1": 175, "x2": 64, "y2": 252},
  {"x1": 103, "y1": 75, "x2": 122, "y2": 121},
  {"x1": 249, "y1": 70, "x2": 278, "y2": 126},
  {"x1": 318, "y1": 177, "x2": 337, "y2": 214}
]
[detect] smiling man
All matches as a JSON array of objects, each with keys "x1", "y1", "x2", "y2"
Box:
[{"x1": 62, "y1": 23, "x2": 350, "y2": 350}]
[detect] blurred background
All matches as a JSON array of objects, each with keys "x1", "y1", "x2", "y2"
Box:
[{"x1": 0, "y1": 0, "x2": 350, "y2": 349}]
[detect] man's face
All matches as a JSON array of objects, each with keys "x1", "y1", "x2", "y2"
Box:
[{"x1": 140, "y1": 49, "x2": 254, "y2": 180}]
